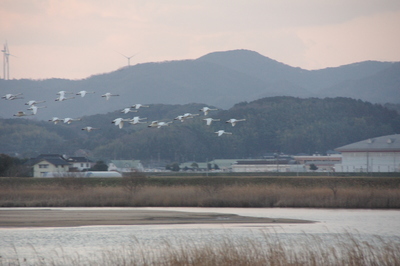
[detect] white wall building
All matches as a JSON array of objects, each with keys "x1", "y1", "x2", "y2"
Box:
[
  {"x1": 334, "y1": 134, "x2": 400, "y2": 172},
  {"x1": 66, "y1": 157, "x2": 95, "y2": 171},
  {"x1": 30, "y1": 154, "x2": 94, "y2": 177},
  {"x1": 293, "y1": 155, "x2": 342, "y2": 172},
  {"x1": 230, "y1": 159, "x2": 304, "y2": 173},
  {"x1": 32, "y1": 157, "x2": 71, "y2": 177},
  {"x1": 108, "y1": 160, "x2": 144, "y2": 172}
]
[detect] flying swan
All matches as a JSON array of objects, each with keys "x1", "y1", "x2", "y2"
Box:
[
  {"x1": 27, "y1": 105, "x2": 47, "y2": 115},
  {"x1": 112, "y1": 118, "x2": 130, "y2": 129},
  {"x1": 121, "y1": 107, "x2": 138, "y2": 114},
  {"x1": 200, "y1": 107, "x2": 218, "y2": 116},
  {"x1": 226, "y1": 118, "x2": 246, "y2": 127},
  {"x1": 2, "y1": 93, "x2": 23, "y2": 100},
  {"x1": 129, "y1": 116, "x2": 147, "y2": 125},
  {"x1": 102, "y1": 93, "x2": 120, "y2": 100},
  {"x1": 25, "y1": 100, "x2": 45, "y2": 106},
  {"x1": 76, "y1": 91, "x2": 95, "y2": 97},
  {"x1": 82, "y1": 126, "x2": 99, "y2": 132},
  {"x1": 131, "y1": 104, "x2": 149, "y2": 110},
  {"x1": 203, "y1": 118, "x2": 220, "y2": 126},
  {"x1": 215, "y1": 130, "x2": 232, "y2": 137},
  {"x1": 63, "y1": 118, "x2": 81, "y2": 124}
]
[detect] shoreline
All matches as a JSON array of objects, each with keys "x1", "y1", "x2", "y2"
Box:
[{"x1": 0, "y1": 208, "x2": 314, "y2": 227}]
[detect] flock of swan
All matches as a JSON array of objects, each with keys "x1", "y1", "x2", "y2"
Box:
[{"x1": 2, "y1": 91, "x2": 246, "y2": 136}]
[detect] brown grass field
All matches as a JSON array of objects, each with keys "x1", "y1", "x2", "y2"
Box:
[{"x1": 1, "y1": 175, "x2": 399, "y2": 208}]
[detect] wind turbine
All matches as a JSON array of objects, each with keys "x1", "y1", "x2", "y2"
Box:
[
  {"x1": 118, "y1": 52, "x2": 137, "y2": 67},
  {"x1": 1, "y1": 41, "x2": 16, "y2": 80},
  {"x1": 1, "y1": 41, "x2": 11, "y2": 80}
]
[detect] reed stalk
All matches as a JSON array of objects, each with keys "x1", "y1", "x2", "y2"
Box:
[
  {"x1": 1, "y1": 231, "x2": 399, "y2": 266},
  {"x1": 1, "y1": 183, "x2": 400, "y2": 208}
]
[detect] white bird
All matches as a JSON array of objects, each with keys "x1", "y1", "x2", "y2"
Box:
[
  {"x1": 102, "y1": 92, "x2": 120, "y2": 100},
  {"x1": 203, "y1": 118, "x2": 220, "y2": 126},
  {"x1": 129, "y1": 116, "x2": 147, "y2": 125},
  {"x1": 112, "y1": 118, "x2": 130, "y2": 129},
  {"x1": 55, "y1": 95, "x2": 75, "y2": 101},
  {"x1": 174, "y1": 115, "x2": 185, "y2": 122},
  {"x1": 148, "y1": 121, "x2": 159, "y2": 128},
  {"x1": 49, "y1": 117, "x2": 62, "y2": 124},
  {"x1": 82, "y1": 126, "x2": 99, "y2": 132},
  {"x1": 200, "y1": 107, "x2": 218, "y2": 116},
  {"x1": 76, "y1": 90, "x2": 95, "y2": 97},
  {"x1": 13, "y1": 111, "x2": 32, "y2": 117},
  {"x1": 215, "y1": 130, "x2": 232, "y2": 137},
  {"x1": 155, "y1": 121, "x2": 172, "y2": 128},
  {"x1": 131, "y1": 104, "x2": 149, "y2": 109},
  {"x1": 27, "y1": 104, "x2": 46, "y2": 115},
  {"x1": 2, "y1": 93, "x2": 23, "y2": 100},
  {"x1": 148, "y1": 121, "x2": 172, "y2": 128},
  {"x1": 57, "y1": 91, "x2": 73, "y2": 97},
  {"x1": 183, "y1": 113, "x2": 199, "y2": 119},
  {"x1": 25, "y1": 100, "x2": 45, "y2": 106},
  {"x1": 226, "y1": 118, "x2": 246, "y2": 127},
  {"x1": 121, "y1": 107, "x2": 137, "y2": 114},
  {"x1": 63, "y1": 118, "x2": 81, "y2": 124}
]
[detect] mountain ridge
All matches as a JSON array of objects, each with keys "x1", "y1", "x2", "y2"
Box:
[{"x1": 1, "y1": 49, "x2": 398, "y2": 121}]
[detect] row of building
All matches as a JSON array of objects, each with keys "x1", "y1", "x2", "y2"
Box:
[
  {"x1": 28, "y1": 154, "x2": 143, "y2": 177},
  {"x1": 28, "y1": 134, "x2": 400, "y2": 177}
]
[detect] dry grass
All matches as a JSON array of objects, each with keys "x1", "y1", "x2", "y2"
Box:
[
  {"x1": 1, "y1": 182, "x2": 400, "y2": 208},
  {"x1": 2, "y1": 231, "x2": 399, "y2": 265}
]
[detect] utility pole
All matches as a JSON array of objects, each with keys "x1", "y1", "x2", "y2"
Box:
[{"x1": 206, "y1": 158, "x2": 209, "y2": 177}]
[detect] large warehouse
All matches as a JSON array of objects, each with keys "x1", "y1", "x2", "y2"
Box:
[{"x1": 334, "y1": 134, "x2": 400, "y2": 172}]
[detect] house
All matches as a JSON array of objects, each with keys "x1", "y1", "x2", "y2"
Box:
[
  {"x1": 29, "y1": 154, "x2": 72, "y2": 177},
  {"x1": 108, "y1": 160, "x2": 144, "y2": 172},
  {"x1": 334, "y1": 134, "x2": 400, "y2": 172},
  {"x1": 66, "y1": 156, "x2": 95, "y2": 171},
  {"x1": 28, "y1": 154, "x2": 95, "y2": 177}
]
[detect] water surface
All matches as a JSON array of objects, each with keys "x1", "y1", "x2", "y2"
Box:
[{"x1": 1, "y1": 207, "x2": 399, "y2": 264}]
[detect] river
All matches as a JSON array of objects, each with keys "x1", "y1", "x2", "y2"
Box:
[{"x1": 1, "y1": 207, "x2": 399, "y2": 264}]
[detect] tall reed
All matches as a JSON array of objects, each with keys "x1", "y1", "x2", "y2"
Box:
[
  {"x1": 2, "y1": 231, "x2": 399, "y2": 265},
  {"x1": 1, "y1": 183, "x2": 400, "y2": 208}
]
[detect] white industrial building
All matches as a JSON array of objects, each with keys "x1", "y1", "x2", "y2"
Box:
[
  {"x1": 231, "y1": 159, "x2": 305, "y2": 173},
  {"x1": 334, "y1": 134, "x2": 400, "y2": 172}
]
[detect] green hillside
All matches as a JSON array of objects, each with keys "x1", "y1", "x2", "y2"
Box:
[{"x1": 1, "y1": 97, "x2": 399, "y2": 162}]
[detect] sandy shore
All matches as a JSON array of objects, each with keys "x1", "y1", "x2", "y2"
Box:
[{"x1": 0, "y1": 209, "x2": 313, "y2": 227}]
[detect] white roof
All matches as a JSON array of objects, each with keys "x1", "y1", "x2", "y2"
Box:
[{"x1": 335, "y1": 134, "x2": 400, "y2": 152}]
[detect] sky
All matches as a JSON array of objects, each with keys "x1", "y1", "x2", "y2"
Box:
[{"x1": 1, "y1": 0, "x2": 400, "y2": 80}]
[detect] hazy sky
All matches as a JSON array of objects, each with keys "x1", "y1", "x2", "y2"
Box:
[{"x1": 1, "y1": 0, "x2": 400, "y2": 80}]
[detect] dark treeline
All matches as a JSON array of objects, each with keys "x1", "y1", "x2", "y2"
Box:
[{"x1": 1, "y1": 96, "x2": 399, "y2": 162}]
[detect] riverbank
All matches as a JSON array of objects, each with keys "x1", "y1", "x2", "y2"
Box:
[{"x1": 0, "y1": 208, "x2": 313, "y2": 227}]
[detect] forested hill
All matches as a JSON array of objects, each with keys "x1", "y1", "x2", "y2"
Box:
[{"x1": 1, "y1": 97, "x2": 399, "y2": 162}]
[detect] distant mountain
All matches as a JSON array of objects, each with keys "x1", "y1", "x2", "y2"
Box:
[
  {"x1": 197, "y1": 50, "x2": 395, "y2": 92},
  {"x1": 0, "y1": 49, "x2": 398, "y2": 121},
  {"x1": 321, "y1": 62, "x2": 400, "y2": 102}
]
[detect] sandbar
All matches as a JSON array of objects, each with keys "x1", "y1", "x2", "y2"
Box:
[{"x1": 0, "y1": 209, "x2": 313, "y2": 227}]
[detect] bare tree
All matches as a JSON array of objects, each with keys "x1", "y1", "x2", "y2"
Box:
[{"x1": 122, "y1": 171, "x2": 148, "y2": 196}]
